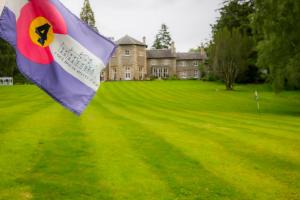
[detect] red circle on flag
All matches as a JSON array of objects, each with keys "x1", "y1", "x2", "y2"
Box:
[{"x1": 17, "y1": 0, "x2": 68, "y2": 64}]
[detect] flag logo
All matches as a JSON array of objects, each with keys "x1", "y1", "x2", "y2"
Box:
[{"x1": 30, "y1": 17, "x2": 54, "y2": 47}]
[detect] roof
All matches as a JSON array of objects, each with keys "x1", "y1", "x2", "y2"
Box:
[
  {"x1": 116, "y1": 35, "x2": 146, "y2": 46},
  {"x1": 146, "y1": 49, "x2": 176, "y2": 59},
  {"x1": 176, "y1": 52, "x2": 206, "y2": 60}
]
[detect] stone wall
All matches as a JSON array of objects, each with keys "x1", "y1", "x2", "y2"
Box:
[
  {"x1": 176, "y1": 60, "x2": 202, "y2": 79},
  {"x1": 107, "y1": 45, "x2": 147, "y2": 81},
  {"x1": 147, "y1": 58, "x2": 176, "y2": 78}
]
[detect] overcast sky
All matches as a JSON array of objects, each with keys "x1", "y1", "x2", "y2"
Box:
[{"x1": 60, "y1": 0, "x2": 223, "y2": 52}]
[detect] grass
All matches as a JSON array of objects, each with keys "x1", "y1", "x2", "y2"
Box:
[{"x1": 0, "y1": 80, "x2": 300, "y2": 200}]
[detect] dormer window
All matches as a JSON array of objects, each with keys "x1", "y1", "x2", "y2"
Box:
[{"x1": 125, "y1": 50, "x2": 130, "y2": 56}]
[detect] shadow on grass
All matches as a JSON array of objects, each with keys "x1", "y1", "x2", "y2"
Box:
[{"x1": 16, "y1": 113, "x2": 114, "y2": 200}]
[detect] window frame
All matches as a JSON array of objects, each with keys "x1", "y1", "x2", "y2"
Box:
[
  {"x1": 193, "y1": 60, "x2": 199, "y2": 67},
  {"x1": 124, "y1": 49, "x2": 130, "y2": 56}
]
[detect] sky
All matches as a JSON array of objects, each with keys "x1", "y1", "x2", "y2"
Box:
[{"x1": 60, "y1": 0, "x2": 223, "y2": 52}]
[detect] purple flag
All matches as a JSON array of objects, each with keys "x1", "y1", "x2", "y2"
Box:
[{"x1": 0, "y1": 0, "x2": 116, "y2": 114}]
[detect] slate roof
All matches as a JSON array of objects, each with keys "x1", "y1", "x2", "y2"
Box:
[
  {"x1": 146, "y1": 49, "x2": 176, "y2": 59},
  {"x1": 116, "y1": 35, "x2": 146, "y2": 46},
  {"x1": 115, "y1": 35, "x2": 207, "y2": 60},
  {"x1": 176, "y1": 52, "x2": 206, "y2": 60}
]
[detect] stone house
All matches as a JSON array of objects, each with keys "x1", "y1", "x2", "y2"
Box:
[{"x1": 101, "y1": 35, "x2": 207, "y2": 81}]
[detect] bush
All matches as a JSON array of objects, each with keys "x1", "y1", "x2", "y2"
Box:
[
  {"x1": 169, "y1": 75, "x2": 178, "y2": 80},
  {"x1": 149, "y1": 76, "x2": 156, "y2": 81}
]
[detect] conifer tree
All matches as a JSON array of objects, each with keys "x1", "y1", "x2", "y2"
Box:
[
  {"x1": 80, "y1": 0, "x2": 98, "y2": 32},
  {"x1": 152, "y1": 24, "x2": 172, "y2": 49}
]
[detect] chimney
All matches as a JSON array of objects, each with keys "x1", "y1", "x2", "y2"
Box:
[
  {"x1": 200, "y1": 47, "x2": 206, "y2": 58},
  {"x1": 171, "y1": 41, "x2": 176, "y2": 53},
  {"x1": 142, "y1": 36, "x2": 146, "y2": 44}
]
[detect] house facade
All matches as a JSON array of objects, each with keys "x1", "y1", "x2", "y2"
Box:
[{"x1": 101, "y1": 35, "x2": 207, "y2": 81}]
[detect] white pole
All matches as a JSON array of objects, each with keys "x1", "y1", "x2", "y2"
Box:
[{"x1": 255, "y1": 90, "x2": 260, "y2": 113}]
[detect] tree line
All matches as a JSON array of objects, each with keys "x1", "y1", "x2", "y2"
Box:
[{"x1": 209, "y1": 0, "x2": 300, "y2": 91}]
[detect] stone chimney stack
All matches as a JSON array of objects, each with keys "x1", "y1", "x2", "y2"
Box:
[
  {"x1": 142, "y1": 36, "x2": 146, "y2": 44},
  {"x1": 171, "y1": 41, "x2": 176, "y2": 54},
  {"x1": 200, "y1": 47, "x2": 206, "y2": 58}
]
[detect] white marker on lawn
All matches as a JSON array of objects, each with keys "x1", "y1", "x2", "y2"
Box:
[{"x1": 254, "y1": 90, "x2": 260, "y2": 113}]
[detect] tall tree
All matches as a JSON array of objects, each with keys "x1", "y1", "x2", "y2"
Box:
[
  {"x1": 210, "y1": 28, "x2": 253, "y2": 90},
  {"x1": 212, "y1": 0, "x2": 254, "y2": 36},
  {"x1": 211, "y1": 0, "x2": 259, "y2": 84},
  {"x1": 152, "y1": 24, "x2": 172, "y2": 49},
  {"x1": 80, "y1": 0, "x2": 98, "y2": 32},
  {"x1": 253, "y1": 0, "x2": 300, "y2": 91}
]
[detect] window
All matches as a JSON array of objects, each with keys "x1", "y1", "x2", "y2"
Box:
[
  {"x1": 124, "y1": 50, "x2": 130, "y2": 56},
  {"x1": 139, "y1": 67, "x2": 144, "y2": 80},
  {"x1": 163, "y1": 68, "x2": 169, "y2": 78},
  {"x1": 180, "y1": 71, "x2": 187, "y2": 79},
  {"x1": 152, "y1": 67, "x2": 169, "y2": 78},
  {"x1": 125, "y1": 67, "x2": 131, "y2": 80},
  {"x1": 193, "y1": 61, "x2": 199, "y2": 66},
  {"x1": 152, "y1": 68, "x2": 156, "y2": 77},
  {"x1": 158, "y1": 68, "x2": 161, "y2": 77},
  {"x1": 180, "y1": 61, "x2": 186, "y2": 67},
  {"x1": 111, "y1": 68, "x2": 117, "y2": 80},
  {"x1": 194, "y1": 70, "x2": 199, "y2": 78}
]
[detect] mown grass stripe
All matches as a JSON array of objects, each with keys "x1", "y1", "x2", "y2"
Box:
[
  {"x1": 16, "y1": 110, "x2": 111, "y2": 200},
  {"x1": 97, "y1": 100, "x2": 245, "y2": 200},
  {"x1": 82, "y1": 99, "x2": 177, "y2": 200},
  {"x1": 0, "y1": 103, "x2": 59, "y2": 200}
]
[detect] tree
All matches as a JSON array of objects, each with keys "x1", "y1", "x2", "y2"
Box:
[
  {"x1": 0, "y1": 39, "x2": 28, "y2": 84},
  {"x1": 0, "y1": 39, "x2": 15, "y2": 77},
  {"x1": 211, "y1": 0, "x2": 259, "y2": 84},
  {"x1": 253, "y1": 0, "x2": 300, "y2": 91},
  {"x1": 189, "y1": 47, "x2": 201, "y2": 53},
  {"x1": 152, "y1": 24, "x2": 172, "y2": 49},
  {"x1": 210, "y1": 28, "x2": 253, "y2": 90},
  {"x1": 212, "y1": 0, "x2": 255, "y2": 36},
  {"x1": 80, "y1": 0, "x2": 98, "y2": 32}
]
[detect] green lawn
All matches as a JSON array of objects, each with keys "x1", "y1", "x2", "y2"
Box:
[{"x1": 0, "y1": 81, "x2": 300, "y2": 200}]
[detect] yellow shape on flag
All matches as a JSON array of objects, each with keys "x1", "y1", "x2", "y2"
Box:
[{"x1": 29, "y1": 17, "x2": 54, "y2": 47}]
